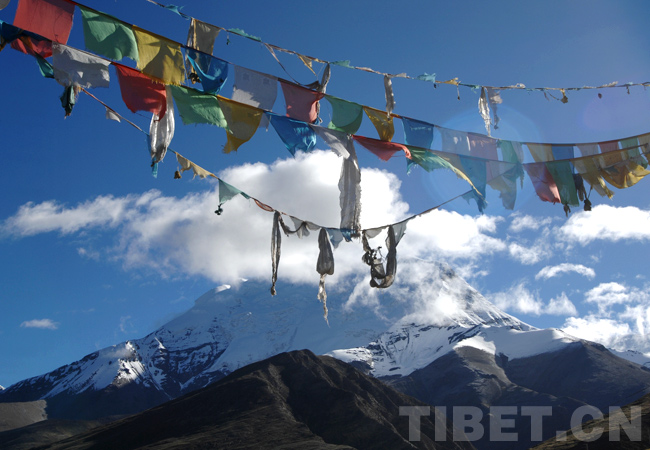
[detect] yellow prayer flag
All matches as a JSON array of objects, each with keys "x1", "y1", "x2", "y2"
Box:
[
  {"x1": 526, "y1": 143, "x2": 554, "y2": 162},
  {"x1": 134, "y1": 26, "x2": 184, "y2": 85},
  {"x1": 297, "y1": 54, "x2": 317, "y2": 76},
  {"x1": 601, "y1": 160, "x2": 650, "y2": 189},
  {"x1": 573, "y1": 157, "x2": 614, "y2": 198},
  {"x1": 218, "y1": 97, "x2": 264, "y2": 153},
  {"x1": 363, "y1": 106, "x2": 394, "y2": 141}
]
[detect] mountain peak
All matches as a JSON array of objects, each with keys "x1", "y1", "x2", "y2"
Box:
[{"x1": 0, "y1": 259, "x2": 586, "y2": 420}]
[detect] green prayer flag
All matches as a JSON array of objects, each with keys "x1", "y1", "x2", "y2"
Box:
[
  {"x1": 169, "y1": 85, "x2": 226, "y2": 127},
  {"x1": 499, "y1": 140, "x2": 525, "y2": 184},
  {"x1": 80, "y1": 6, "x2": 138, "y2": 62},
  {"x1": 620, "y1": 137, "x2": 648, "y2": 168},
  {"x1": 407, "y1": 146, "x2": 455, "y2": 174},
  {"x1": 219, "y1": 179, "x2": 249, "y2": 203},
  {"x1": 326, "y1": 95, "x2": 363, "y2": 134},
  {"x1": 546, "y1": 161, "x2": 579, "y2": 206},
  {"x1": 34, "y1": 54, "x2": 54, "y2": 78},
  {"x1": 227, "y1": 28, "x2": 261, "y2": 42}
]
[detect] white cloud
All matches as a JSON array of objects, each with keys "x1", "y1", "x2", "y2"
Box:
[
  {"x1": 561, "y1": 282, "x2": 650, "y2": 352},
  {"x1": 119, "y1": 315, "x2": 135, "y2": 334},
  {"x1": 20, "y1": 319, "x2": 59, "y2": 330},
  {"x1": 507, "y1": 242, "x2": 550, "y2": 265},
  {"x1": 583, "y1": 282, "x2": 649, "y2": 315},
  {"x1": 399, "y1": 210, "x2": 506, "y2": 261},
  {"x1": 535, "y1": 263, "x2": 595, "y2": 280},
  {"x1": 77, "y1": 247, "x2": 100, "y2": 261},
  {"x1": 488, "y1": 282, "x2": 544, "y2": 316},
  {"x1": 487, "y1": 283, "x2": 577, "y2": 317},
  {"x1": 558, "y1": 205, "x2": 650, "y2": 245},
  {"x1": 546, "y1": 292, "x2": 578, "y2": 316},
  {"x1": 2, "y1": 195, "x2": 133, "y2": 237},
  {"x1": 562, "y1": 316, "x2": 636, "y2": 349},
  {"x1": 1, "y1": 151, "x2": 510, "y2": 286},
  {"x1": 509, "y1": 214, "x2": 553, "y2": 233}
]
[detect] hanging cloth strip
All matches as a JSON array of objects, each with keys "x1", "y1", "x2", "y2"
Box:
[
  {"x1": 384, "y1": 75, "x2": 395, "y2": 117},
  {"x1": 478, "y1": 87, "x2": 491, "y2": 136},
  {"x1": 312, "y1": 126, "x2": 362, "y2": 234},
  {"x1": 486, "y1": 87, "x2": 502, "y2": 130},
  {"x1": 149, "y1": 86, "x2": 175, "y2": 163},
  {"x1": 270, "y1": 211, "x2": 283, "y2": 296},
  {"x1": 316, "y1": 228, "x2": 335, "y2": 323},
  {"x1": 362, "y1": 225, "x2": 401, "y2": 289}
]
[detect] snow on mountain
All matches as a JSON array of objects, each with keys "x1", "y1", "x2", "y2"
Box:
[
  {"x1": 0, "y1": 259, "x2": 636, "y2": 418},
  {"x1": 610, "y1": 349, "x2": 650, "y2": 368},
  {"x1": 328, "y1": 259, "x2": 581, "y2": 377}
]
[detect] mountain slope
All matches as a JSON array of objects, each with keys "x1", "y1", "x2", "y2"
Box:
[
  {"x1": 0, "y1": 400, "x2": 47, "y2": 432},
  {"x1": 38, "y1": 350, "x2": 476, "y2": 450},
  {"x1": 531, "y1": 391, "x2": 650, "y2": 449},
  {"x1": 0, "y1": 419, "x2": 104, "y2": 450},
  {"x1": 2, "y1": 258, "x2": 650, "y2": 450}
]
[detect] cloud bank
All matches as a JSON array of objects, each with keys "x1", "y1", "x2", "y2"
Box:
[{"x1": 1, "y1": 151, "x2": 506, "y2": 286}]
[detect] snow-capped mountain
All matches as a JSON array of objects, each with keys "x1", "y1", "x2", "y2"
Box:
[
  {"x1": 1, "y1": 259, "x2": 649, "y2": 429},
  {"x1": 611, "y1": 348, "x2": 650, "y2": 368}
]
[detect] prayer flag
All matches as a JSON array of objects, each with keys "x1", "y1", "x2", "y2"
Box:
[
  {"x1": 134, "y1": 26, "x2": 184, "y2": 84},
  {"x1": 169, "y1": 85, "x2": 226, "y2": 127},
  {"x1": 114, "y1": 63, "x2": 167, "y2": 117}
]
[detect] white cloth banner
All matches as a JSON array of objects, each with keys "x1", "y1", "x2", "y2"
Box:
[{"x1": 52, "y1": 42, "x2": 110, "y2": 89}]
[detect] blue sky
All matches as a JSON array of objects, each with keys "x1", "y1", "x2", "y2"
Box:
[{"x1": 2, "y1": 0, "x2": 650, "y2": 387}]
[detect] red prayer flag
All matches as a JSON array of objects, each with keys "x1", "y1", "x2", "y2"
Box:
[
  {"x1": 524, "y1": 162, "x2": 561, "y2": 204},
  {"x1": 114, "y1": 64, "x2": 167, "y2": 118},
  {"x1": 11, "y1": 36, "x2": 52, "y2": 58},
  {"x1": 279, "y1": 80, "x2": 323, "y2": 124},
  {"x1": 12, "y1": 0, "x2": 75, "y2": 57},
  {"x1": 353, "y1": 135, "x2": 410, "y2": 162}
]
